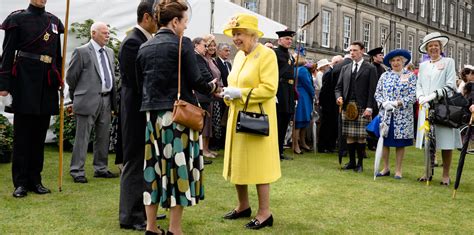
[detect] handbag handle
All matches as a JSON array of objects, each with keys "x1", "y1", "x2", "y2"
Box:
[
  {"x1": 243, "y1": 88, "x2": 265, "y2": 114},
  {"x1": 176, "y1": 36, "x2": 203, "y2": 108}
]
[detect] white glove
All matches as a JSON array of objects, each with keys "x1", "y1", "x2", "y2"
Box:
[
  {"x1": 422, "y1": 102, "x2": 430, "y2": 109},
  {"x1": 419, "y1": 93, "x2": 437, "y2": 105},
  {"x1": 382, "y1": 101, "x2": 395, "y2": 111},
  {"x1": 220, "y1": 87, "x2": 242, "y2": 100}
]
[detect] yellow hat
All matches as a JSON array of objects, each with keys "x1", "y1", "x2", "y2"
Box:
[{"x1": 223, "y1": 13, "x2": 264, "y2": 38}]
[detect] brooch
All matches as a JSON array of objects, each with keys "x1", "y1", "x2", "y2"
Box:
[{"x1": 43, "y1": 32, "x2": 50, "y2": 42}]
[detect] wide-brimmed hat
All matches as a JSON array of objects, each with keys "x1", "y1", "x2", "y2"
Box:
[
  {"x1": 383, "y1": 49, "x2": 411, "y2": 68},
  {"x1": 418, "y1": 32, "x2": 449, "y2": 54},
  {"x1": 367, "y1": 47, "x2": 384, "y2": 57},
  {"x1": 317, "y1": 59, "x2": 331, "y2": 69},
  {"x1": 464, "y1": 64, "x2": 474, "y2": 71},
  {"x1": 223, "y1": 13, "x2": 263, "y2": 38}
]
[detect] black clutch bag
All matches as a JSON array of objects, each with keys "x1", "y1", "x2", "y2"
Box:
[
  {"x1": 236, "y1": 89, "x2": 269, "y2": 136},
  {"x1": 433, "y1": 87, "x2": 470, "y2": 128}
]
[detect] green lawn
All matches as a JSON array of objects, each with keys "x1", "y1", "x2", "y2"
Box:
[{"x1": 0, "y1": 145, "x2": 473, "y2": 234}]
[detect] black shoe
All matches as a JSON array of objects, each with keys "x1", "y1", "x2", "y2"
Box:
[
  {"x1": 223, "y1": 207, "x2": 252, "y2": 219},
  {"x1": 342, "y1": 162, "x2": 356, "y2": 170},
  {"x1": 12, "y1": 186, "x2": 28, "y2": 198},
  {"x1": 73, "y1": 176, "x2": 88, "y2": 183},
  {"x1": 376, "y1": 171, "x2": 391, "y2": 177},
  {"x1": 29, "y1": 184, "x2": 51, "y2": 194},
  {"x1": 245, "y1": 215, "x2": 273, "y2": 230},
  {"x1": 156, "y1": 214, "x2": 166, "y2": 220},
  {"x1": 354, "y1": 165, "x2": 363, "y2": 173},
  {"x1": 280, "y1": 154, "x2": 293, "y2": 160},
  {"x1": 204, "y1": 159, "x2": 213, "y2": 165},
  {"x1": 120, "y1": 223, "x2": 146, "y2": 231},
  {"x1": 94, "y1": 170, "x2": 118, "y2": 178}
]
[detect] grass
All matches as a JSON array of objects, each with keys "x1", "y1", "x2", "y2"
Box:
[{"x1": 0, "y1": 145, "x2": 473, "y2": 234}]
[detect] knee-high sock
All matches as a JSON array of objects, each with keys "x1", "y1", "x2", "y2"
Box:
[
  {"x1": 356, "y1": 143, "x2": 366, "y2": 166},
  {"x1": 347, "y1": 143, "x2": 356, "y2": 164}
]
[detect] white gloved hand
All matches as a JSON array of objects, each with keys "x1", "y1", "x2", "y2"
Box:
[
  {"x1": 422, "y1": 102, "x2": 430, "y2": 109},
  {"x1": 419, "y1": 93, "x2": 437, "y2": 105},
  {"x1": 389, "y1": 100, "x2": 399, "y2": 109},
  {"x1": 382, "y1": 101, "x2": 395, "y2": 111},
  {"x1": 220, "y1": 87, "x2": 242, "y2": 100}
]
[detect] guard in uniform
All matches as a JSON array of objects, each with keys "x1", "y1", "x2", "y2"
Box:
[
  {"x1": 275, "y1": 30, "x2": 296, "y2": 160},
  {"x1": 366, "y1": 47, "x2": 386, "y2": 150},
  {"x1": 0, "y1": 1, "x2": 64, "y2": 197}
]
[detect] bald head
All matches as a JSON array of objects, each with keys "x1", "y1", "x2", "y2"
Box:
[
  {"x1": 331, "y1": 55, "x2": 343, "y2": 65},
  {"x1": 90, "y1": 22, "x2": 110, "y2": 47}
]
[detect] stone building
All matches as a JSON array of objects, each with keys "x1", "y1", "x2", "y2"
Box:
[{"x1": 230, "y1": 0, "x2": 473, "y2": 70}]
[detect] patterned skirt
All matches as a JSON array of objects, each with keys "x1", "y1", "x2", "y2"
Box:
[
  {"x1": 143, "y1": 110, "x2": 204, "y2": 208},
  {"x1": 342, "y1": 107, "x2": 370, "y2": 139}
]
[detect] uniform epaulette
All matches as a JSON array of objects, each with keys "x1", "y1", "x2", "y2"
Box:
[{"x1": 0, "y1": 9, "x2": 25, "y2": 30}]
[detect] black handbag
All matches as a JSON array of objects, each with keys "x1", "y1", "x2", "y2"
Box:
[
  {"x1": 236, "y1": 89, "x2": 269, "y2": 136},
  {"x1": 433, "y1": 87, "x2": 470, "y2": 128}
]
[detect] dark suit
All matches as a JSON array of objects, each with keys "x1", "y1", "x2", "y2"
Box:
[
  {"x1": 215, "y1": 57, "x2": 231, "y2": 87},
  {"x1": 335, "y1": 61, "x2": 377, "y2": 111},
  {"x1": 318, "y1": 67, "x2": 338, "y2": 152},
  {"x1": 118, "y1": 27, "x2": 148, "y2": 226}
]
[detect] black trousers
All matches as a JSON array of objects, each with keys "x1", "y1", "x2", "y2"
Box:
[
  {"x1": 119, "y1": 86, "x2": 146, "y2": 225},
  {"x1": 12, "y1": 113, "x2": 50, "y2": 188},
  {"x1": 277, "y1": 111, "x2": 292, "y2": 156}
]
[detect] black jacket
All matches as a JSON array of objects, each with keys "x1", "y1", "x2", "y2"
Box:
[
  {"x1": 0, "y1": 4, "x2": 64, "y2": 115},
  {"x1": 335, "y1": 60, "x2": 377, "y2": 110},
  {"x1": 136, "y1": 29, "x2": 215, "y2": 112},
  {"x1": 215, "y1": 57, "x2": 231, "y2": 87},
  {"x1": 194, "y1": 52, "x2": 213, "y2": 104},
  {"x1": 275, "y1": 45, "x2": 296, "y2": 113}
]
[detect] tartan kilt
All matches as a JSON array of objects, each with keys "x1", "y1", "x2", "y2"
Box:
[{"x1": 342, "y1": 108, "x2": 371, "y2": 138}]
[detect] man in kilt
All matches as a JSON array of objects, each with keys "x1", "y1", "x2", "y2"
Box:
[{"x1": 335, "y1": 41, "x2": 377, "y2": 172}]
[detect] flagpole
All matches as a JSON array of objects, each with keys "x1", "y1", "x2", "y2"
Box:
[{"x1": 59, "y1": 0, "x2": 71, "y2": 192}]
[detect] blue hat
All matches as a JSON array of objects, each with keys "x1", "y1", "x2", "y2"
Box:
[{"x1": 383, "y1": 49, "x2": 411, "y2": 68}]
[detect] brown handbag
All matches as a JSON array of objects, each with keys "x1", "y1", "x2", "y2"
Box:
[{"x1": 172, "y1": 36, "x2": 206, "y2": 131}]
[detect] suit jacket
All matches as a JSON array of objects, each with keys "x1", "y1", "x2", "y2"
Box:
[
  {"x1": 195, "y1": 52, "x2": 213, "y2": 104},
  {"x1": 66, "y1": 41, "x2": 117, "y2": 115},
  {"x1": 335, "y1": 60, "x2": 377, "y2": 110},
  {"x1": 215, "y1": 57, "x2": 231, "y2": 87},
  {"x1": 119, "y1": 27, "x2": 147, "y2": 92}
]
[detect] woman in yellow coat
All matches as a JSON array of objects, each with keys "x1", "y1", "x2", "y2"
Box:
[{"x1": 220, "y1": 13, "x2": 281, "y2": 230}]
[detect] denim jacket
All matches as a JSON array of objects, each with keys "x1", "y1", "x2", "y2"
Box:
[{"x1": 136, "y1": 28, "x2": 215, "y2": 112}]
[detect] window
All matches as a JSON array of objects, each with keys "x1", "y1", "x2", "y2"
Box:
[
  {"x1": 396, "y1": 31, "x2": 402, "y2": 49},
  {"x1": 459, "y1": 9, "x2": 464, "y2": 32},
  {"x1": 322, "y1": 10, "x2": 331, "y2": 48},
  {"x1": 343, "y1": 16, "x2": 352, "y2": 50},
  {"x1": 297, "y1": 3, "x2": 308, "y2": 43},
  {"x1": 419, "y1": 37, "x2": 424, "y2": 62},
  {"x1": 243, "y1": 0, "x2": 258, "y2": 12},
  {"x1": 397, "y1": 0, "x2": 403, "y2": 9},
  {"x1": 363, "y1": 22, "x2": 371, "y2": 50},
  {"x1": 448, "y1": 46, "x2": 453, "y2": 58},
  {"x1": 431, "y1": 0, "x2": 437, "y2": 22},
  {"x1": 408, "y1": 35, "x2": 414, "y2": 57},
  {"x1": 441, "y1": 0, "x2": 446, "y2": 25},
  {"x1": 409, "y1": 0, "x2": 415, "y2": 13},
  {"x1": 420, "y1": 0, "x2": 426, "y2": 18},
  {"x1": 382, "y1": 0, "x2": 390, "y2": 3},
  {"x1": 457, "y1": 49, "x2": 463, "y2": 71},
  {"x1": 467, "y1": 12, "x2": 471, "y2": 34},
  {"x1": 449, "y1": 3, "x2": 455, "y2": 28},
  {"x1": 381, "y1": 27, "x2": 389, "y2": 51}
]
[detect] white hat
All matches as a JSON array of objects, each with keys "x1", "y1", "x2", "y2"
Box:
[
  {"x1": 418, "y1": 32, "x2": 449, "y2": 54},
  {"x1": 317, "y1": 59, "x2": 331, "y2": 69},
  {"x1": 464, "y1": 64, "x2": 474, "y2": 70}
]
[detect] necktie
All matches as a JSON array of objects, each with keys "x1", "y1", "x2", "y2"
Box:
[
  {"x1": 225, "y1": 61, "x2": 231, "y2": 73},
  {"x1": 99, "y1": 48, "x2": 111, "y2": 89},
  {"x1": 352, "y1": 63, "x2": 358, "y2": 79}
]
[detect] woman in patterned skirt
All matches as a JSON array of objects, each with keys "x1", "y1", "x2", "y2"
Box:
[
  {"x1": 136, "y1": 1, "x2": 218, "y2": 234},
  {"x1": 374, "y1": 49, "x2": 417, "y2": 179}
]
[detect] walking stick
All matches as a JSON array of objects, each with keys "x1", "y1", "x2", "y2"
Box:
[
  {"x1": 291, "y1": 12, "x2": 320, "y2": 157},
  {"x1": 453, "y1": 113, "x2": 474, "y2": 198},
  {"x1": 58, "y1": 0, "x2": 71, "y2": 192}
]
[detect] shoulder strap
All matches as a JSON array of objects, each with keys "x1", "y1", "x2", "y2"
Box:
[{"x1": 177, "y1": 36, "x2": 182, "y2": 100}]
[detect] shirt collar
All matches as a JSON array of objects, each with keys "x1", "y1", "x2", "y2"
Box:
[
  {"x1": 90, "y1": 39, "x2": 103, "y2": 53},
  {"x1": 135, "y1": 25, "x2": 153, "y2": 40},
  {"x1": 353, "y1": 59, "x2": 363, "y2": 67}
]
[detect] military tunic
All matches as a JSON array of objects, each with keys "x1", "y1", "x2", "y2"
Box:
[{"x1": 0, "y1": 4, "x2": 64, "y2": 189}]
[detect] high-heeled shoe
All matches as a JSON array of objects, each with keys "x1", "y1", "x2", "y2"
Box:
[
  {"x1": 293, "y1": 150, "x2": 303, "y2": 154},
  {"x1": 223, "y1": 207, "x2": 252, "y2": 219},
  {"x1": 417, "y1": 176, "x2": 432, "y2": 182},
  {"x1": 245, "y1": 215, "x2": 273, "y2": 230}
]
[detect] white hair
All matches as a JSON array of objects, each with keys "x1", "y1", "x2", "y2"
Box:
[{"x1": 90, "y1": 22, "x2": 108, "y2": 35}]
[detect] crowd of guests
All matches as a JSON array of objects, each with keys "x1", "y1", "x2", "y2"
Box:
[{"x1": 2, "y1": 0, "x2": 474, "y2": 235}]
